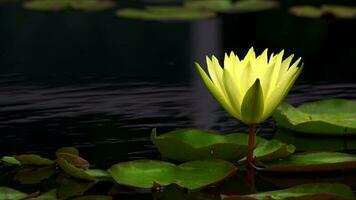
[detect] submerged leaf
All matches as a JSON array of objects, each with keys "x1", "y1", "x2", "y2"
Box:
[
  {"x1": 14, "y1": 167, "x2": 55, "y2": 184},
  {"x1": 108, "y1": 159, "x2": 236, "y2": 189},
  {"x1": 57, "y1": 178, "x2": 96, "y2": 200},
  {"x1": 273, "y1": 99, "x2": 356, "y2": 135}
]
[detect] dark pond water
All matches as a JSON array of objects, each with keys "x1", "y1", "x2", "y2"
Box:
[{"x1": 0, "y1": 1, "x2": 356, "y2": 199}]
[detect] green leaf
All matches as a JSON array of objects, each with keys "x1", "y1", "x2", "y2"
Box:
[
  {"x1": 289, "y1": 6, "x2": 323, "y2": 18},
  {"x1": 56, "y1": 147, "x2": 79, "y2": 156},
  {"x1": 56, "y1": 153, "x2": 89, "y2": 169},
  {"x1": 14, "y1": 154, "x2": 55, "y2": 166},
  {"x1": 70, "y1": 0, "x2": 115, "y2": 11},
  {"x1": 151, "y1": 129, "x2": 251, "y2": 161},
  {"x1": 256, "y1": 152, "x2": 356, "y2": 172},
  {"x1": 85, "y1": 169, "x2": 112, "y2": 181},
  {"x1": 273, "y1": 99, "x2": 356, "y2": 135},
  {"x1": 289, "y1": 5, "x2": 356, "y2": 19},
  {"x1": 32, "y1": 189, "x2": 57, "y2": 200},
  {"x1": 185, "y1": 0, "x2": 278, "y2": 13},
  {"x1": 152, "y1": 128, "x2": 294, "y2": 162},
  {"x1": 274, "y1": 128, "x2": 356, "y2": 151},
  {"x1": 223, "y1": 183, "x2": 356, "y2": 200},
  {"x1": 57, "y1": 178, "x2": 96, "y2": 200},
  {"x1": 116, "y1": 7, "x2": 215, "y2": 21},
  {"x1": 1, "y1": 156, "x2": 21, "y2": 166},
  {"x1": 0, "y1": 187, "x2": 28, "y2": 200},
  {"x1": 241, "y1": 79, "x2": 264, "y2": 124},
  {"x1": 23, "y1": 0, "x2": 68, "y2": 11},
  {"x1": 108, "y1": 159, "x2": 236, "y2": 190},
  {"x1": 153, "y1": 184, "x2": 220, "y2": 200},
  {"x1": 14, "y1": 167, "x2": 55, "y2": 184},
  {"x1": 57, "y1": 158, "x2": 95, "y2": 181},
  {"x1": 72, "y1": 196, "x2": 113, "y2": 200}
]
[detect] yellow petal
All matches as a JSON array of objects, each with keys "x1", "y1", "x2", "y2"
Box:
[
  {"x1": 195, "y1": 62, "x2": 237, "y2": 118},
  {"x1": 223, "y1": 68, "x2": 243, "y2": 118}
]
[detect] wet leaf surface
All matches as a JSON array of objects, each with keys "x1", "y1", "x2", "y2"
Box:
[
  {"x1": 152, "y1": 129, "x2": 294, "y2": 162},
  {"x1": 108, "y1": 159, "x2": 236, "y2": 189},
  {"x1": 256, "y1": 152, "x2": 356, "y2": 172},
  {"x1": 273, "y1": 99, "x2": 356, "y2": 135}
]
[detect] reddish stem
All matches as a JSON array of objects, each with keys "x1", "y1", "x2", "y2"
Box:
[{"x1": 247, "y1": 124, "x2": 256, "y2": 167}]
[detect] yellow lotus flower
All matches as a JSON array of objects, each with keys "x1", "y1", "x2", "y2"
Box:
[{"x1": 195, "y1": 47, "x2": 303, "y2": 125}]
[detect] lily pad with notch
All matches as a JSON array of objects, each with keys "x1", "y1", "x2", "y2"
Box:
[
  {"x1": 273, "y1": 99, "x2": 356, "y2": 135},
  {"x1": 223, "y1": 183, "x2": 356, "y2": 200},
  {"x1": 255, "y1": 152, "x2": 356, "y2": 173},
  {"x1": 152, "y1": 128, "x2": 294, "y2": 162},
  {"x1": 108, "y1": 159, "x2": 236, "y2": 190}
]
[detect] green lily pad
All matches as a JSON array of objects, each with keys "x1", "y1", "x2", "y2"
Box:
[
  {"x1": 116, "y1": 7, "x2": 215, "y2": 21},
  {"x1": 289, "y1": 6, "x2": 323, "y2": 18},
  {"x1": 57, "y1": 158, "x2": 95, "y2": 181},
  {"x1": 185, "y1": 0, "x2": 279, "y2": 13},
  {"x1": 152, "y1": 129, "x2": 294, "y2": 162},
  {"x1": 33, "y1": 189, "x2": 57, "y2": 200},
  {"x1": 23, "y1": 0, "x2": 115, "y2": 11},
  {"x1": 57, "y1": 178, "x2": 96, "y2": 200},
  {"x1": 0, "y1": 187, "x2": 28, "y2": 200},
  {"x1": 223, "y1": 183, "x2": 356, "y2": 200},
  {"x1": 273, "y1": 99, "x2": 356, "y2": 135},
  {"x1": 14, "y1": 154, "x2": 55, "y2": 166},
  {"x1": 85, "y1": 169, "x2": 112, "y2": 181},
  {"x1": 256, "y1": 152, "x2": 356, "y2": 172},
  {"x1": 56, "y1": 147, "x2": 79, "y2": 156},
  {"x1": 1, "y1": 156, "x2": 21, "y2": 166},
  {"x1": 274, "y1": 128, "x2": 356, "y2": 151},
  {"x1": 289, "y1": 5, "x2": 356, "y2": 19},
  {"x1": 108, "y1": 159, "x2": 236, "y2": 189},
  {"x1": 14, "y1": 167, "x2": 55, "y2": 184}
]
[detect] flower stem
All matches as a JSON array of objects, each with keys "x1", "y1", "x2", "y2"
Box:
[{"x1": 247, "y1": 124, "x2": 256, "y2": 167}]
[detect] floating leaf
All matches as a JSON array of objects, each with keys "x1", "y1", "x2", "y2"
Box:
[
  {"x1": 23, "y1": 0, "x2": 115, "y2": 11},
  {"x1": 289, "y1": 6, "x2": 323, "y2": 18},
  {"x1": 33, "y1": 189, "x2": 57, "y2": 200},
  {"x1": 116, "y1": 7, "x2": 215, "y2": 21},
  {"x1": 223, "y1": 183, "x2": 356, "y2": 200},
  {"x1": 57, "y1": 178, "x2": 96, "y2": 200},
  {"x1": 1, "y1": 156, "x2": 21, "y2": 166},
  {"x1": 57, "y1": 158, "x2": 95, "y2": 181},
  {"x1": 108, "y1": 159, "x2": 236, "y2": 189},
  {"x1": 23, "y1": 0, "x2": 67, "y2": 11},
  {"x1": 256, "y1": 152, "x2": 356, "y2": 172},
  {"x1": 273, "y1": 99, "x2": 356, "y2": 135},
  {"x1": 56, "y1": 147, "x2": 79, "y2": 156},
  {"x1": 0, "y1": 187, "x2": 28, "y2": 200},
  {"x1": 185, "y1": 0, "x2": 279, "y2": 13},
  {"x1": 85, "y1": 169, "x2": 112, "y2": 181},
  {"x1": 152, "y1": 129, "x2": 293, "y2": 162},
  {"x1": 14, "y1": 154, "x2": 55, "y2": 166},
  {"x1": 56, "y1": 153, "x2": 89, "y2": 169},
  {"x1": 70, "y1": 0, "x2": 115, "y2": 11},
  {"x1": 14, "y1": 167, "x2": 55, "y2": 184},
  {"x1": 153, "y1": 184, "x2": 220, "y2": 200},
  {"x1": 321, "y1": 5, "x2": 356, "y2": 19},
  {"x1": 73, "y1": 196, "x2": 113, "y2": 200},
  {"x1": 274, "y1": 128, "x2": 356, "y2": 151},
  {"x1": 289, "y1": 5, "x2": 356, "y2": 19}
]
